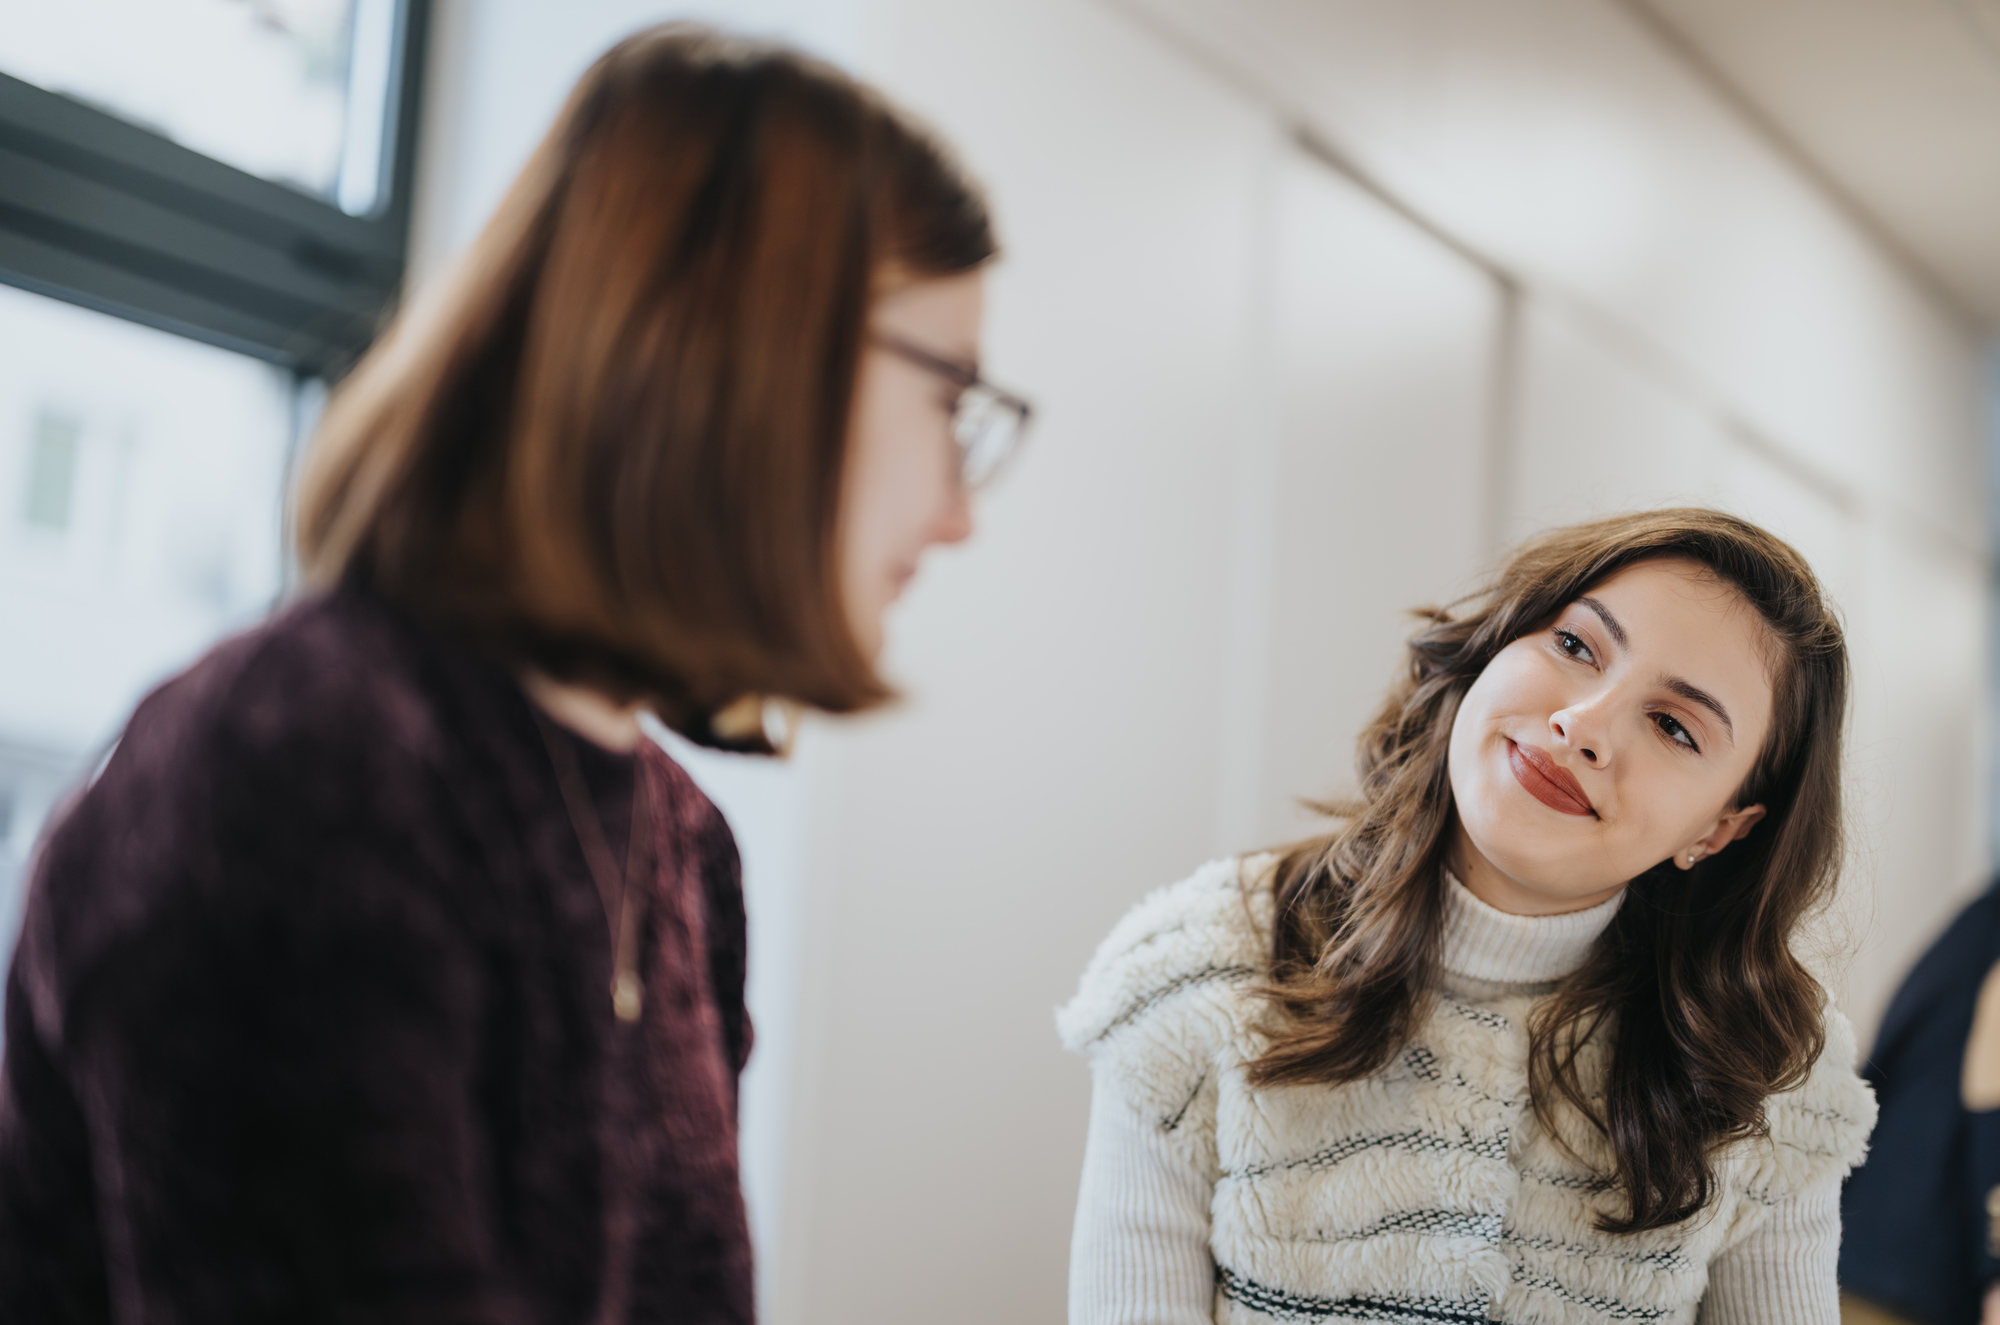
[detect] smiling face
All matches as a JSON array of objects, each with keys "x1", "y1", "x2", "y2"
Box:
[
  {"x1": 1445, "y1": 557, "x2": 1778, "y2": 915},
  {"x1": 838, "y1": 269, "x2": 983, "y2": 659}
]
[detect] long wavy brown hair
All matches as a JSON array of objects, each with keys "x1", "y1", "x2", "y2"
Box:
[{"x1": 1248, "y1": 509, "x2": 1847, "y2": 1233}]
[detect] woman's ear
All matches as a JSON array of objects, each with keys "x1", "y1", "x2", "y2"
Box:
[{"x1": 1674, "y1": 804, "x2": 1767, "y2": 870}]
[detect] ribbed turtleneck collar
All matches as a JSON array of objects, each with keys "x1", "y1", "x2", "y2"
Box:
[{"x1": 1438, "y1": 873, "x2": 1623, "y2": 987}]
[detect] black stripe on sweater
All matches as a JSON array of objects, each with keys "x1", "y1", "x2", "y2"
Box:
[
  {"x1": 1298, "y1": 1207, "x2": 1505, "y2": 1243},
  {"x1": 1093, "y1": 963, "x2": 1256, "y2": 1042},
  {"x1": 1502, "y1": 1229, "x2": 1692, "y2": 1273},
  {"x1": 1227, "y1": 1128, "x2": 1510, "y2": 1182},
  {"x1": 1217, "y1": 1267, "x2": 1491, "y2": 1323},
  {"x1": 1509, "y1": 1269, "x2": 1671, "y2": 1321}
]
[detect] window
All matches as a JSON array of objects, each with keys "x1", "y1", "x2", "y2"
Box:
[
  {"x1": 0, "y1": 0, "x2": 429, "y2": 375},
  {"x1": 3, "y1": 0, "x2": 405, "y2": 215},
  {"x1": 0, "y1": 1, "x2": 430, "y2": 945}
]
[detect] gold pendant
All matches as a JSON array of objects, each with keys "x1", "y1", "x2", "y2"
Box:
[{"x1": 613, "y1": 970, "x2": 643, "y2": 1023}]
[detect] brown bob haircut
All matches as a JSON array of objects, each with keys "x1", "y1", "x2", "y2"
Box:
[
  {"x1": 1252, "y1": 509, "x2": 1848, "y2": 1233},
  {"x1": 295, "y1": 24, "x2": 994, "y2": 747}
]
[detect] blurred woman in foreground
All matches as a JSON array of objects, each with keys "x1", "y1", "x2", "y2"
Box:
[{"x1": 0, "y1": 26, "x2": 1027, "y2": 1323}]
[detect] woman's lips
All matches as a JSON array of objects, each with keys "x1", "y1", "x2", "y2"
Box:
[{"x1": 1507, "y1": 739, "x2": 1596, "y2": 817}]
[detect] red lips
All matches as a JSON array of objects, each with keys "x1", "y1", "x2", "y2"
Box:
[{"x1": 1507, "y1": 739, "x2": 1596, "y2": 817}]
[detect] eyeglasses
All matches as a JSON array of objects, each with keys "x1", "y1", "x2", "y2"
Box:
[{"x1": 870, "y1": 332, "x2": 1034, "y2": 489}]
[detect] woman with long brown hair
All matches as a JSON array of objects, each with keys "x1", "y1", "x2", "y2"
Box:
[
  {"x1": 0, "y1": 25, "x2": 1028, "y2": 1324},
  {"x1": 1061, "y1": 510, "x2": 1874, "y2": 1323}
]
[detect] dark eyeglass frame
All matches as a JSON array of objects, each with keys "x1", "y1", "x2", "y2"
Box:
[{"x1": 870, "y1": 331, "x2": 1034, "y2": 488}]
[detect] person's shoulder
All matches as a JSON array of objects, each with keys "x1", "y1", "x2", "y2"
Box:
[
  {"x1": 1751, "y1": 1002, "x2": 1879, "y2": 1195},
  {"x1": 640, "y1": 740, "x2": 735, "y2": 864},
  {"x1": 104, "y1": 590, "x2": 448, "y2": 805},
  {"x1": 35, "y1": 592, "x2": 450, "y2": 931},
  {"x1": 153, "y1": 589, "x2": 440, "y2": 762},
  {"x1": 20, "y1": 592, "x2": 464, "y2": 1042},
  {"x1": 1056, "y1": 853, "x2": 1276, "y2": 1107},
  {"x1": 1872, "y1": 879, "x2": 2000, "y2": 1052}
]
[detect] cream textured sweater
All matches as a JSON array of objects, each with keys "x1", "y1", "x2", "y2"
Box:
[{"x1": 1057, "y1": 857, "x2": 1877, "y2": 1324}]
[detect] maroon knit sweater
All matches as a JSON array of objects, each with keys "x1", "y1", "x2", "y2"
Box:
[{"x1": 0, "y1": 589, "x2": 755, "y2": 1323}]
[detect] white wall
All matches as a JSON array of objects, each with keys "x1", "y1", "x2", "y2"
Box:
[
  {"x1": 775, "y1": 6, "x2": 1277, "y2": 1315},
  {"x1": 410, "y1": 1, "x2": 1991, "y2": 1319},
  {"x1": 1112, "y1": 0, "x2": 1991, "y2": 1029},
  {"x1": 1242, "y1": 152, "x2": 1498, "y2": 847}
]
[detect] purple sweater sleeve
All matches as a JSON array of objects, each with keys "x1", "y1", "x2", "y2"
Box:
[
  {"x1": 59, "y1": 882, "x2": 527, "y2": 1323},
  {"x1": 0, "y1": 592, "x2": 756, "y2": 1325},
  {"x1": 9, "y1": 680, "x2": 532, "y2": 1324}
]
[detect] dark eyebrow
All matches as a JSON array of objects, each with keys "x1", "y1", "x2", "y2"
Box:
[
  {"x1": 1576, "y1": 596, "x2": 1628, "y2": 649},
  {"x1": 1662, "y1": 676, "x2": 1734, "y2": 741}
]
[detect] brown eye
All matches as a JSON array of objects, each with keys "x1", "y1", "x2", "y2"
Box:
[
  {"x1": 1553, "y1": 628, "x2": 1594, "y2": 665},
  {"x1": 1654, "y1": 712, "x2": 1699, "y2": 752}
]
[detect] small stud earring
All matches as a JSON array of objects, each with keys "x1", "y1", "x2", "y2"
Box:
[{"x1": 1687, "y1": 850, "x2": 1701, "y2": 865}]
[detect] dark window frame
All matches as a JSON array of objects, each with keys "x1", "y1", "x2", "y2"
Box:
[{"x1": 0, "y1": 0, "x2": 432, "y2": 379}]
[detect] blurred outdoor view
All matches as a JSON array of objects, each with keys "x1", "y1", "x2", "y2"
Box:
[
  {"x1": 0, "y1": 0, "x2": 397, "y2": 215},
  {"x1": 0, "y1": 0, "x2": 414, "y2": 950},
  {"x1": 0, "y1": 282, "x2": 299, "y2": 949}
]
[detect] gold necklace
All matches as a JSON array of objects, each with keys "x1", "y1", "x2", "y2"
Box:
[{"x1": 534, "y1": 709, "x2": 651, "y2": 1023}]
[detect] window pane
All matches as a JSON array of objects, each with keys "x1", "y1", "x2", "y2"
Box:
[
  {"x1": 0, "y1": 282, "x2": 297, "y2": 945},
  {"x1": 0, "y1": 0, "x2": 402, "y2": 215}
]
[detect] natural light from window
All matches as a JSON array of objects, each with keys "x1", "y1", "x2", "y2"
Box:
[
  {"x1": 0, "y1": 0, "x2": 402, "y2": 215},
  {"x1": 0, "y1": 283, "x2": 298, "y2": 946}
]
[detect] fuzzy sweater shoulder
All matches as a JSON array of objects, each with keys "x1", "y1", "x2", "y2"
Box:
[
  {"x1": 1058, "y1": 858, "x2": 1875, "y2": 1325},
  {"x1": 1057, "y1": 856, "x2": 1872, "y2": 1173},
  {"x1": 1056, "y1": 856, "x2": 1275, "y2": 1141}
]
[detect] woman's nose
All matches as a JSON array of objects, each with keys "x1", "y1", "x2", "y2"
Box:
[
  {"x1": 931, "y1": 481, "x2": 974, "y2": 548},
  {"x1": 1549, "y1": 706, "x2": 1605, "y2": 767}
]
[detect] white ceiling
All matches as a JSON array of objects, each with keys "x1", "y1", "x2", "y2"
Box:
[{"x1": 1632, "y1": 0, "x2": 2000, "y2": 330}]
